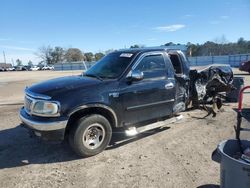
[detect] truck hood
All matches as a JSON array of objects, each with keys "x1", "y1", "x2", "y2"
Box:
[{"x1": 28, "y1": 75, "x2": 101, "y2": 97}]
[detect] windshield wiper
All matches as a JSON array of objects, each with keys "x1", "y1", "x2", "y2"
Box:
[{"x1": 84, "y1": 73, "x2": 103, "y2": 81}]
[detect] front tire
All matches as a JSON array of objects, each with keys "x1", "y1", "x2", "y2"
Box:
[{"x1": 69, "y1": 114, "x2": 112, "y2": 157}]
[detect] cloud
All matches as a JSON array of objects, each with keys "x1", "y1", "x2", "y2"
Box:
[
  {"x1": 210, "y1": 16, "x2": 229, "y2": 25},
  {"x1": 18, "y1": 40, "x2": 35, "y2": 44},
  {"x1": 0, "y1": 38, "x2": 11, "y2": 41},
  {"x1": 0, "y1": 45, "x2": 35, "y2": 51},
  {"x1": 221, "y1": 16, "x2": 229, "y2": 19},
  {"x1": 210, "y1": 20, "x2": 220, "y2": 25},
  {"x1": 0, "y1": 38, "x2": 34, "y2": 44},
  {"x1": 154, "y1": 24, "x2": 186, "y2": 32},
  {"x1": 181, "y1": 14, "x2": 194, "y2": 19},
  {"x1": 147, "y1": 38, "x2": 157, "y2": 41}
]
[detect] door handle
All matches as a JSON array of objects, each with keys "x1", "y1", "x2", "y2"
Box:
[{"x1": 165, "y1": 82, "x2": 174, "y2": 89}]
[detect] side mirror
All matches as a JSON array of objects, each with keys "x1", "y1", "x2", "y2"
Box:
[{"x1": 127, "y1": 70, "x2": 144, "y2": 82}]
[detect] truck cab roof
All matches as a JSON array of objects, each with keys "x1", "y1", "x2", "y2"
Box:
[{"x1": 116, "y1": 46, "x2": 184, "y2": 55}]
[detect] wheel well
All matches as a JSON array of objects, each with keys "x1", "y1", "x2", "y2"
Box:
[{"x1": 65, "y1": 107, "x2": 116, "y2": 137}]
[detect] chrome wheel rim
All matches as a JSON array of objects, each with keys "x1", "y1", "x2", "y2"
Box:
[{"x1": 82, "y1": 123, "x2": 105, "y2": 150}]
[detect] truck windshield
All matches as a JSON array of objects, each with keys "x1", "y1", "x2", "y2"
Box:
[{"x1": 85, "y1": 52, "x2": 135, "y2": 79}]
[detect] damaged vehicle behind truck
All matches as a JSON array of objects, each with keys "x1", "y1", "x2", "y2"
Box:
[{"x1": 19, "y1": 47, "x2": 234, "y2": 157}]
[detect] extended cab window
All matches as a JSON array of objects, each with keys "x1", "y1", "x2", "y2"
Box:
[
  {"x1": 169, "y1": 54, "x2": 183, "y2": 74},
  {"x1": 134, "y1": 54, "x2": 166, "y2": 79}
]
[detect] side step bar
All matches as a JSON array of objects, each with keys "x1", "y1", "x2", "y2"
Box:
[{"x1": 125, "y1": 115, "x2": 183, "y2": 136}]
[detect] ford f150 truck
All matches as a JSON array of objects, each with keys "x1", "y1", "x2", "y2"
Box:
[{"x1": 19, "y1": 47, "x2": 233, "y2": 157}]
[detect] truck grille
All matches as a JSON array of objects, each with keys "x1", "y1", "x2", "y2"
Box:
[{"x1": 24, "y1": 96, "x2": 33, "y2": 113}]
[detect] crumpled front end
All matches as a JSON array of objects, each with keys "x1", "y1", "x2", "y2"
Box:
[{"x1": 189, "y1": 65, "x2": 234, "y2": 116}]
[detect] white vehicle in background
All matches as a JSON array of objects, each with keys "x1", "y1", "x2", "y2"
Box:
[
  {"x1": 42, "y1": 65, "x2": 54, "y2": 70},
  {"x1": 30, "y1": 66, "x2": 40, "y2": 71},
  {"x1": 7, "y1": 67, "x2": 16, "y2": 71}
]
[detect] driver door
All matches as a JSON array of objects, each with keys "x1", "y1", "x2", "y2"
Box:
[{"x1": 119, "y1": 52, "x2": 176, "y2": 125}]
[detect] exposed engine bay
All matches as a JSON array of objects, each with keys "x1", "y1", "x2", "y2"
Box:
[{"x1": 189, "y1": 65, "x2": 234, "y2": 116}]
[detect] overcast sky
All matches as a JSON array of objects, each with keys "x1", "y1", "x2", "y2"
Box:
[{"x1": 0, "y1": 0, "x2": 250, "y2": 64}]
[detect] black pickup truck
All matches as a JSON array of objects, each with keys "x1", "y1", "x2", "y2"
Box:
[{"x1": 19, "y1": 47, "x2": 233, "y2": 157}]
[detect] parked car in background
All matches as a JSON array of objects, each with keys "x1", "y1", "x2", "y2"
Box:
[
  {"x1": 42, "y1": 65, "x2": 54, "y2": 70},
  {"x1": 0, "y1": 63, "x2": 12, "y2": 71},
  {"x1": 7, "y1": 67, "x2": 16, "y2": 71},
  {"x1": 30, "y1": 66, "x2": 40, "y2": 71},
  {"x1": 16, "y1": 66, "x2": 28, "y2": 71},
  {"x1": 239, "y1": 60, "x2": 250, "y2": 74},
  {"x1": 25, "y1": 65, "x2": 31, "y2": 71}
]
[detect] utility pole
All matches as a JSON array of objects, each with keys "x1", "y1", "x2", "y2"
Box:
[
  {"x1": 11, "y1": 58, "x2": 15, "y2": 66},
  {"x1": 3, "y1": 51, "x2": 6, "y2": 64}
]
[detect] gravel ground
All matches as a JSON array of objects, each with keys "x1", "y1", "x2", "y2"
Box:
[{"x1": 0, "y1": 69, "x2": 249, "y2": 188}]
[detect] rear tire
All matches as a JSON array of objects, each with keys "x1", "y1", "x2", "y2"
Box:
[{"x1": 69, "y1": 114, "x2": 112, "y2": 157}]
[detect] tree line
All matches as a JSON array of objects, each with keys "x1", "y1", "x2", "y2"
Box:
[
  {"x1": 36, "y1": 46, "x2": 106, "y2": 65},
  {"x1": 164, "y1": 37, "x2": 250, "y2": 57},
  {"x1": 15, "y1": 59, "x2": 33, "y2": 67},
  {"x1": 14, "y1": 37, "x2": 250, "y2": 66}
]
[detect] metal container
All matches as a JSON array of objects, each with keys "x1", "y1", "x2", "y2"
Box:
[
  {"x1": 212, "y1": 139, "x2": 250, "y2": 188},
  {"x1": 226, "y1": 77, "x2": 244, "y2": 102}
]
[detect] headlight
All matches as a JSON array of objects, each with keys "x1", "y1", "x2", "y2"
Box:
[{"x1": 32, "y1": 101, "x2": 60, "y2": 116}]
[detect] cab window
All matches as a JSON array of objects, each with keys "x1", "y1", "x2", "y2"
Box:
[{"x1": 134, "y1": 54, "x2": 166, "y2": 79}]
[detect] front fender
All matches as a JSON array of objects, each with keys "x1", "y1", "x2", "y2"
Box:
[{"x1": 68, "y1": 103, "x2": 118, "y2": 127}]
